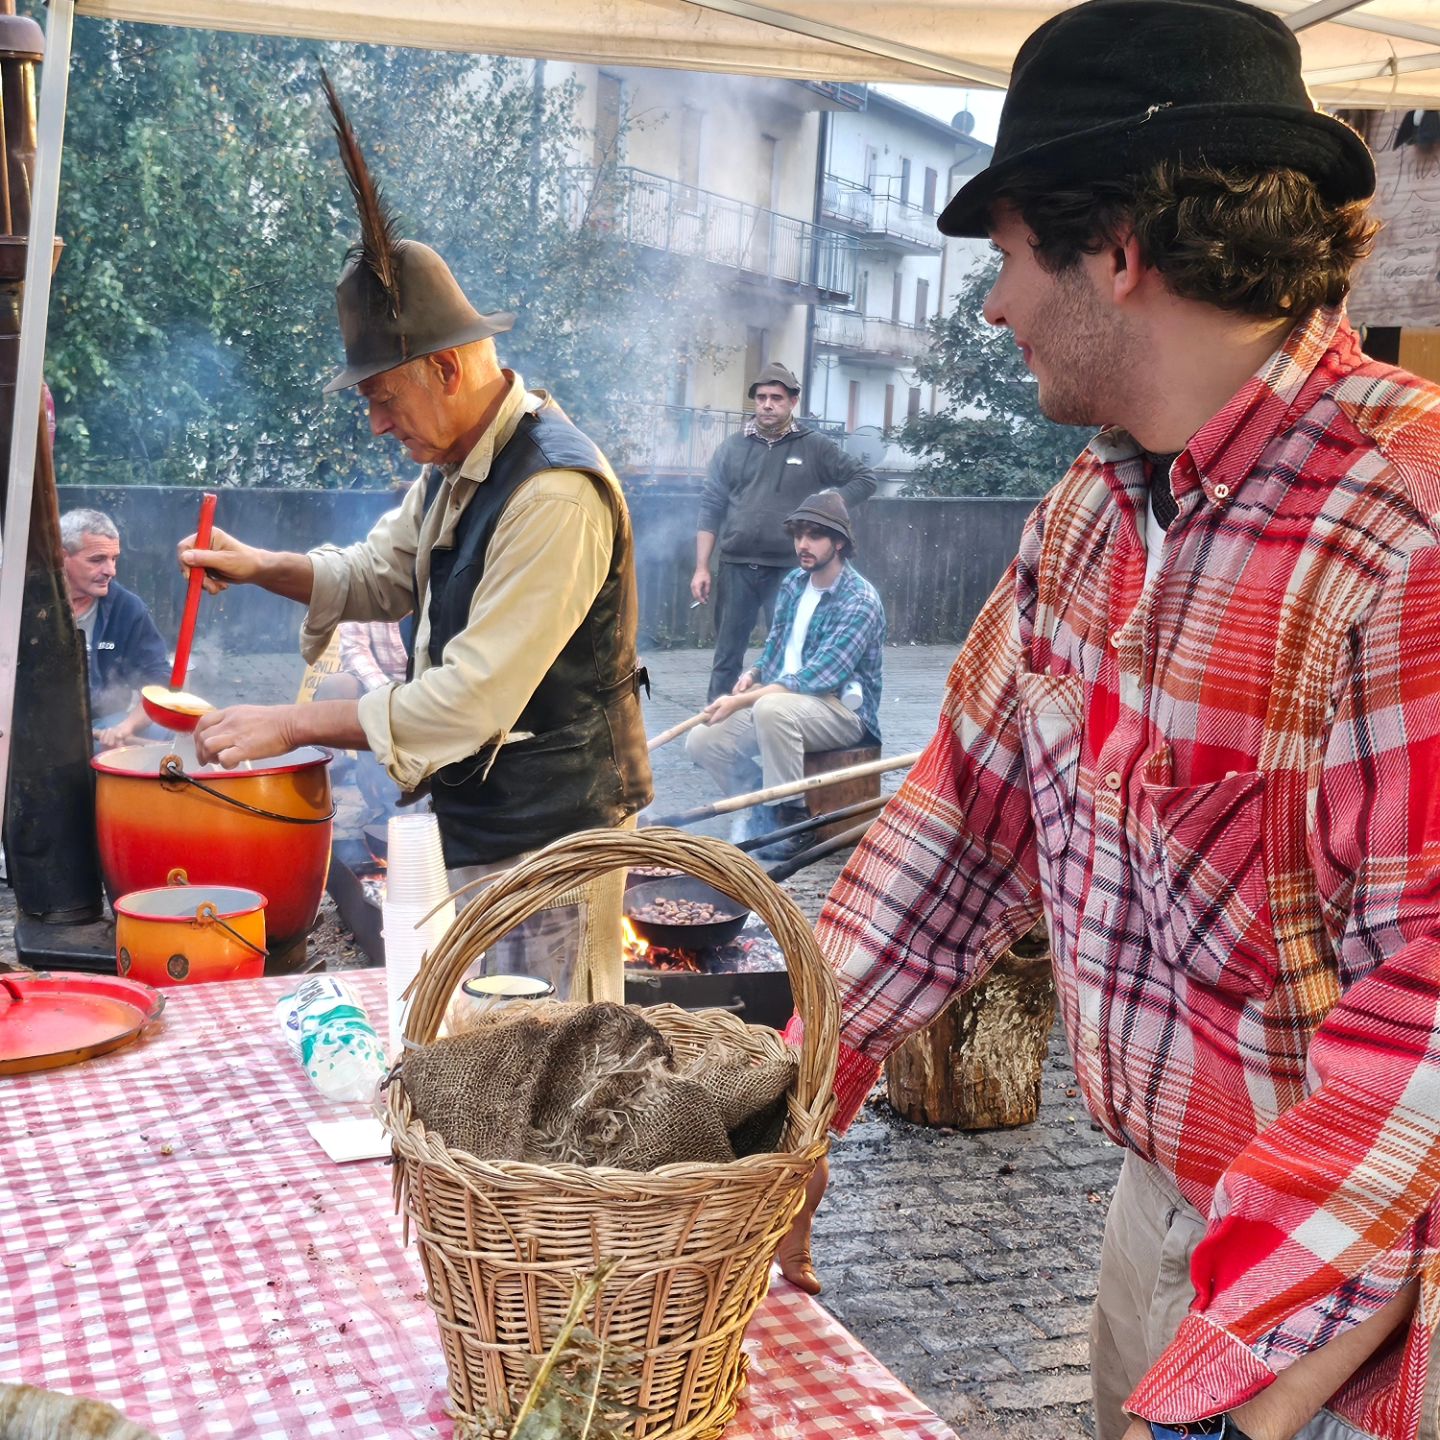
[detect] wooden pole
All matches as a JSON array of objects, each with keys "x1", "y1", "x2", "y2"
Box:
[
  {"x1": 647, "y1": 711, "x2": 707, "y2": 752},
  {"x1": 647, "y1": 749, "x2": 921, "y2": 828},
  {"x1": 764, "y1": 815, "x2": 876, "y2": 882},
  {"x1": 737, "y1": 793, "x2": 885, "y2": 853},
  {"x1": 884, "y1": 926, "x2": 1055, "y2": 1130}
]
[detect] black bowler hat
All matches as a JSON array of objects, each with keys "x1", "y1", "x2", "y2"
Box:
[{"x1": 938, "y1": 0, "x2": 1376, "y2": 239}]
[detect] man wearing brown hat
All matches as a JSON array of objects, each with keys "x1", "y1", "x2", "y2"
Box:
[
  {"x1": 179, "y1": 80, "x2": 651, "y2": 1002},
  {"x1": 686, "y1": 492, "x2": 884, "y2": 858},
  {"x1": 780, "y1": 3, "x2": 1440, "y2": 1439},
  {"x1": 693, "y1": 361, "x2": 877, "y2": 702}
]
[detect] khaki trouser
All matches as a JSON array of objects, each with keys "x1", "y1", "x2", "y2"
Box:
[
  {"x1": 1092, "y1": 1152, "x2": 1405, "y2": 1440},
  {"x1": 685, "y1": 691, "x2": 864, "y2": 795},
  {"x1": 445, "y1": 813, "x2": 635, "y2": 1007}
]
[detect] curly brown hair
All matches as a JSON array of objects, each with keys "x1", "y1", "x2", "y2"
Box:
[{"x1": 996, "y1": 162, "x2": 1378, "y2": 319}]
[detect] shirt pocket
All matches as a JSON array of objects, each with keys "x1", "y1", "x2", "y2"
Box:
[
  {"x1": 1139, "y1": 767, "x2": 1279, "y2": 999},
  {"x1": 1015, "y1": 671, "x2": 1085, "y2": 901}
]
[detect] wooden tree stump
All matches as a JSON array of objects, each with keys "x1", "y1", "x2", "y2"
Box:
[{"x1": 884, "y1": 925, "x2": 1055, "y2": 1130}]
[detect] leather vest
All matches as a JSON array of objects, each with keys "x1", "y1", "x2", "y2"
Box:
[{"x1": 418, "y1": 396, "x2": 652, "y2": 867}]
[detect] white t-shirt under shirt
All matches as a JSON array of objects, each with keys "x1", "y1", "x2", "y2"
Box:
[
  {"x1": 782, "y1": 579, "x2": 834, "y2": 677},
  {"x1": 1143, "y1": 489, "x2": 1168, "y2": 589}
]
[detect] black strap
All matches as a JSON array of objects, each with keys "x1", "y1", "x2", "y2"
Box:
[
  {"x1": 1147, "y1": 451, "x2": 1182, "y2": 531},
  {"x1": 159, "y1": 757, "x2": 337, "y2": 826}
]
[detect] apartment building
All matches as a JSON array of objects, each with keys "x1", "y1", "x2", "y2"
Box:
[
  {"x1": 812, "y1": 91, "x2": 992, "y2": 488},
  {"x1": 557, "y1": 64, "x2": 863, "y2": 480}
]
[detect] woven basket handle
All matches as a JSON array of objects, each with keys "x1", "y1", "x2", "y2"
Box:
[{"x1": 401, "y1": 826, "x2": 841, "y2": 1115}]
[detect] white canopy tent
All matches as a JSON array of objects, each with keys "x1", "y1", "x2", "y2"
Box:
[
  {"x1": 63, "y1": 0, "x2": 1440, "y2": 106},
  {"x1": 4, "y1": 0, "x2": 1440, "y2": 802}
]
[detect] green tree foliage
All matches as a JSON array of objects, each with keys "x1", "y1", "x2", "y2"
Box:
[
  {"x1": 47, "y1": 25, "x2": 708, "y2": 488},
  {"x1": 897, "y1": 255, "x2": 1092, "y2": 497}
]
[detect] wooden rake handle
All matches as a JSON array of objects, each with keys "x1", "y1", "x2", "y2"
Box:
[{"x1": 647, "y1": 711, "x2": 708, "y2": 752}]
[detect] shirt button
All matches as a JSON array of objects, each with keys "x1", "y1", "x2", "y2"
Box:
[
  {"x1": 1105, "y1": 771, "x2": 1122, "y2": 791},
  {"x1": 1084, "y1": 1029, "x2": 1101, "y2": 1052},
  {"x1": 1212, "y1": 483, "x2": 1231, "y2": 500}
]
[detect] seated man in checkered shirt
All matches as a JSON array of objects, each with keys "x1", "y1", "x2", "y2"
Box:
[
  {"x1": 779, "y1": 4, "x2": 1440, "y2": 1440},
  {"x1": 686, "y1": 492, "x2": 884, "y2": 860}
]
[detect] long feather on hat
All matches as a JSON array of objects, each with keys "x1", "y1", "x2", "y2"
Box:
[{"x1": 319, "y1": 66, "x2": 403, "y2": 322}]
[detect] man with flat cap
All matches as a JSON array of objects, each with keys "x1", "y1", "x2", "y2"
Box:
[
  {"x1": 780, "y1": 3, "x2": 1440, "y2": 1439},
  {"x1": 181, "y1": 81, "x2": 651, "y2": 1002},
  {"x1": 693, "y1": 361, "x2": 877, "y2": 702}
]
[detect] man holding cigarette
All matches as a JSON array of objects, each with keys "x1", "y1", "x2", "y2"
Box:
[{"x1": 692, "y1": 362, "x2": 877, "y2": 702}]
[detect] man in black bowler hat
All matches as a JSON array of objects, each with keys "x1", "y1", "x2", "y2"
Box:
[{"x1": 779, "y1": 5, "x2": 1440, "y2": 1440}]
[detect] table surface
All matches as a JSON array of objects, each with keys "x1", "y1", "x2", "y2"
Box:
[{"x1": 2, "y1": 970, "x2": 957, "y2": 1440}]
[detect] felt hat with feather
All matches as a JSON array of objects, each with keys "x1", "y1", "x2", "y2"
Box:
[{"x1": 320, "y1": 71, "x2": 514, "y2": 394}]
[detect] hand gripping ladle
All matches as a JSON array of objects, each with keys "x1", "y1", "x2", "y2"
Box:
[{"x1": 141, "y1": 491, "x2": 218, "y2": 734}]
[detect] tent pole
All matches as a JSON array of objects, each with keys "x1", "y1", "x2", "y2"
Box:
[
  {"x1": 681, "y1": 0, "x2": 1009, "y2": 88},
  {"x1": 0, "y1": 0, "x2": 75, "y2": 821}
]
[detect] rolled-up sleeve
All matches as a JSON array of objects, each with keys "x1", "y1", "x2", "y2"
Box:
[
  {"x1": 299, "y1": 484, "x2": 424, "y2": 663},
  {"x1": 357, "y1": 470, "x2": 615, "y2": 790}
]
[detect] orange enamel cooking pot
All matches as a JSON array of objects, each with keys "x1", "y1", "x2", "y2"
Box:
[
  {"x1": 93, "y1": 741, "x2": 333, "y2": 957},
  {"x1": 114, "y1": 874, "x2": 267, "y2": 987}
]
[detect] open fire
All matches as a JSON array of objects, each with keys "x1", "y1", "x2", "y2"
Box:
[
  {"x1": 622, "y1": 916, "x2": 702, "y2": 972},
  {"x1": 328, "y1": 840, "x2": 795, "y2": 1027}
]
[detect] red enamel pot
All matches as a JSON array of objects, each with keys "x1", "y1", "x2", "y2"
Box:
[{"x1": 92, "y1": 741, "x2": 333, "y2": 958}]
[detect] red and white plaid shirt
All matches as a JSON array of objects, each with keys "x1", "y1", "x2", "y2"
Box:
[{"x1": 810, "y1": 307, "x2": 1440, "y2": 1433}]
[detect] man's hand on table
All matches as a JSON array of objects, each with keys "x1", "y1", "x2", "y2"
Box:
[{"x1": 776, "y1": 1154, "x2": 828, "y2": 1295}]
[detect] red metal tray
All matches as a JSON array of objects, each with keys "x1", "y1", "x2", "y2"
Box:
[{"x1": 0, "y1": 971, "x2": 166, "y2": 1075}]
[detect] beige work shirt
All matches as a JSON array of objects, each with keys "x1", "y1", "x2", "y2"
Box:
[{"x1": 301, "y1": 373, "x2": 617, "y2": 791}]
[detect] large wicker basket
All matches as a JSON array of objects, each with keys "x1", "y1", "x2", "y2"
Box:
[{"x1": 385, "y1": 826, "x2": 838, "y2": 1439}]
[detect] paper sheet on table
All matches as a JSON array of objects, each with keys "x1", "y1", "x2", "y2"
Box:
[{"x1": 306, "y1": 1115, "x2": 390, "y2": 1162}]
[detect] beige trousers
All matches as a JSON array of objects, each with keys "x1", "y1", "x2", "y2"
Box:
[
  {"x1": 1092, "y1": 1152, "x2": 1385, "y2": 1440},
  {"x1": 445, "y1": 814, "x2": 634, "y2": 1006},
  {"x1": 685, "y1": 691, "x2": 864, "y2": 795}
]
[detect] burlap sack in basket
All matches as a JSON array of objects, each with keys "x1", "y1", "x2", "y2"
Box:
[
  {"x1": 398, "y1": 1001, "x2": 796, "y2": 1168},
  {"x1": 385, "y1": 827, "x2": 838, "y2": 1440}
]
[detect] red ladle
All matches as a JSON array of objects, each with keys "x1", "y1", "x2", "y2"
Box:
[{"x1": 142, "y1": 491, "x2": 218, "y2": 734}]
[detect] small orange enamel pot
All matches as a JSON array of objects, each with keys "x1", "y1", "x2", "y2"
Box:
[{"x1": 114, "y1": 870, "x2": 268, "y2": 987}]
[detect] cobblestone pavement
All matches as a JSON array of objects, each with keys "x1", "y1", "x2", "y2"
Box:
[
  {"x1": 2, "y1": 638, "x2": 1122, "y2": 1437},
  {"x1": 641, "y1": 645, "x2": 1118, "y2": 1439}
]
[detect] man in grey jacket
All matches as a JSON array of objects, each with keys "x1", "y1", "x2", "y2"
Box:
[{"x1": 691, "y1": 362, "x2": 877, "y2": 701}]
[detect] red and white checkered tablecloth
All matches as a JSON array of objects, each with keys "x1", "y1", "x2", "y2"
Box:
[{"x1": 1, "y1": 970, "x2": 957, "y2": 1440}]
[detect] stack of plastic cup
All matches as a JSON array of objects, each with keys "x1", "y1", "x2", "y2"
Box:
[{"x1": 382, "y1": 813, "x2": 456, "y2": 1054}]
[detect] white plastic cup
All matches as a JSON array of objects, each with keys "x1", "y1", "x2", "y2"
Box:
[
  {"x1": 383, "y1": 814, "x2": 455, "y2": 1053},
  {"x1": 384, "y1": 813, "x2": 450, "y2": 906}
]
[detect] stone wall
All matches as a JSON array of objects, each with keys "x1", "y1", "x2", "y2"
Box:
[{"x1": 57, "y1": 484, "x2": 1036, "y2": 655}]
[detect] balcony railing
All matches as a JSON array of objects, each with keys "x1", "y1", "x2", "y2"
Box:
[
  {"x1": 798, "y1": 79, "x2": 867, "y2": 111},
  {"x1": 814, "y1": 307, "x2": 934, "y2": 361},
  {"x1": 569, "y1": 166, "x2": 856, "y2": 302},
  {"x1": 820, "y1": 173, "x2": 941, "y2": 251}
]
